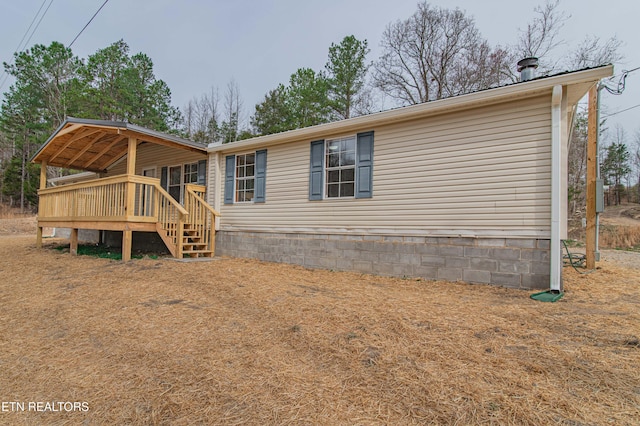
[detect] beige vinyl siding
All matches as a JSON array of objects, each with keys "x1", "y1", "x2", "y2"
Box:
[
  {"x1": 217, "y1": 95, "x2": 553, "y2": 238},
  {"x1": 105, "y1": 144, "x2": 206, "y2": 176},
  {"x1": 207, "y1": 152, "x2": 218, "y2": 207}
]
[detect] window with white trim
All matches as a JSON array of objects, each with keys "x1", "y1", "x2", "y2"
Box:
[
  {"x1": 325, "y1": 136, "x2": 356, "y2": 198},
  {"x1": 224, "y1": 150, "x2": 266, "y2": 205},
  {"x1": 235, "y1": 153, "x2": 255, "y2": 202}
]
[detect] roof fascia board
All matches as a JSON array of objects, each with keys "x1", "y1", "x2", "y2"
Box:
[
  {"x1": 32, "y1": 119, "x2": 73, "y2": 162},
  {"x1": 52, "y1": 123, "x2": 83, "y2": 139}
]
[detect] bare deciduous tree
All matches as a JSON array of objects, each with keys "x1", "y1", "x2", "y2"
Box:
[
  {"x1": 567, "y1": 35, "x2": 623, "y2": 69},
  {"x1": 601, "y1": 125, "x2": 631, "y2": 205},
  {"x1": 516, "y1": 0, "x2": 568, "y2": 72},
  {"x1": 373, "y1": 2, "x2": 511, "y2": 105},
  {"x1": 221, "y1": 80, "x2": 244, "y2": 143},
  {"x1": 182, "y1": 87, "x2": 219, "y2": 144},
  {"x1": 567, "y1": 109, "x2": 589, "y2": 215}
]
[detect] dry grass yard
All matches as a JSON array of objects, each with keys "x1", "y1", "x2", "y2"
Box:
[{"x1": 0, "y1": 221, "x2": 638, "y2": 425}]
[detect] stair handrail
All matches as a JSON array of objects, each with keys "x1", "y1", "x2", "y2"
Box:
[
  {"x1": 185, "y1": 184, "x2": 220, "y2": 218},
  {"x1": 144, "y1": 177, "x2": 188, "y2": 257},
  {"x1": 184, "y1": 184, "x2": 219, "y2": 256}
]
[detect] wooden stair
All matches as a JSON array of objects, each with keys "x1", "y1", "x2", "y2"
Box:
[
  {"x1": 181, "y1": 224, "x2": 214, "y2": 258},
  {"x1": 154, "y1": 184, "x2": 218, "y2": 259},
  {"x1": 156, "y1": 223, "x2": 213, "y2": 259}
]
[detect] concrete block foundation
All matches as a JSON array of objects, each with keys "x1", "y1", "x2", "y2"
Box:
[{"x1": 215, "y1": 231, "x2": 552, "y2": 290}]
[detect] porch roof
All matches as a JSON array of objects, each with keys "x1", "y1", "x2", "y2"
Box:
[{"x1": 32, "y1": 117, "x2": 206, "y2": 173}]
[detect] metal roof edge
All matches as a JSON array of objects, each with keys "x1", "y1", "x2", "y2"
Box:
[
  {"x1": 125, "y1": 123, "x2": 207, "y2": 151},
  {"x1": 208, "y1": 65, "x2": 614, "y2": 154},
  {"x1": 64, "y1": 116, "x2": 129, "y2": 128}
]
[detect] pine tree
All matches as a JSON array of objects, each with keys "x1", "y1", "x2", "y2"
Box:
[{"x1": 325, "y1": 35, "x2": 370, "y2": 119}]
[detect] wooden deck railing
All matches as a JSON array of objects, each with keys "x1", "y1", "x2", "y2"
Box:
[
  {"x1": 38, "y1": 175, "x2": 187, "y2": 222},
  {"x1": 37, "y1": 175, "x2": 220, "y2": 257},
  {"x1": 39, "y1": 175, "x2": 127, "y2": 221}
]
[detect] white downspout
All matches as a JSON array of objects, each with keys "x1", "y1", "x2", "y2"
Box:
[{"x1": 550, "y1": 85, "x2": 563, "y2": 292}]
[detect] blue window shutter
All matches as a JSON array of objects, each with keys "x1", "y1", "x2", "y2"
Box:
[
  {"x1": 355, "y1": 131, "x2": 374, "y2": 198},
  {"x1": 255, "y1": 149, "x2": 267, "y2": 203},
  {"x1": 224, "y1": 155, "x2": 235, "y2": 204},
  {"x1": 197, "y1": 159, "x2": 207, "y2": 185},
  {"x1": 160, "y1": 166, "x2": 168, "y2": 190},
  {"x1": 309, "y1": 140, "x2": 324, "y2": 200}
]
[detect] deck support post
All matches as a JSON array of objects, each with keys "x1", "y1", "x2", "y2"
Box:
[
  {"x1": 39, "y1": 160, "x2": 48, "y2": 190},
  {"x1": 176, "y1": 215, "x2": 184, "y2": 259},
  {"x1": 122, "y1": 229, "x2": 132, "y2": 262},
  {"x1": 37, "y1": 160, "x2": 48, "y2": 248},
  {"x1": 123, "y1": 136, "x2": 137, "y2": 262},
  {"x1": 70, "y1": 228, "x2": 78, "y2": 255},
  {"x1": 125, "y1": 137, "x2": 137, "y2": 218}
]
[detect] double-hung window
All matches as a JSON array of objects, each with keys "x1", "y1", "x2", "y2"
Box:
[
  {"x1": 235, "y1": 153, "x2": 255, "y2": 202},
  {"x1": 224, "y1": 150, "x2": 267, "y2": 204},
  {"x1": 309, "y1": 131, "x2": 374, "y2": 200},
  {"x1": 325, "y1": 136, "x2": 356, "y2": 198}
]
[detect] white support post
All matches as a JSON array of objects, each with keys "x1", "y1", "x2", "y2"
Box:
[{"x1": 550, "y1": 85, "x2": 563, "y2": 292}]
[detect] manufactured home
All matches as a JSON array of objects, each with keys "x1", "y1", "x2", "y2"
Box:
[{"x1": 32, "y1": 64, "x2": 613, "y2": 290}]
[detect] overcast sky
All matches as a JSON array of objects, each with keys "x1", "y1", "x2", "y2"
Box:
[{"x1": 1, "y1": 0, "x2": 638, "y2": 142}]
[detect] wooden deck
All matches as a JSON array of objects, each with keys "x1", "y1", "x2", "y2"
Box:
[{"x1": 36, "y1": 174, "x2": 219, "y2": 260}]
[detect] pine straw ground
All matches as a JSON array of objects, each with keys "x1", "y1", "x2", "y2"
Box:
[{"x1": 0, "y1": 233, "x2": 638, "y2": 425}]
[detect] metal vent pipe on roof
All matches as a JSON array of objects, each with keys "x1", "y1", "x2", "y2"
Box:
[{"x1": 517, "y1": 57, "x2": 539, "y2": 82}]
